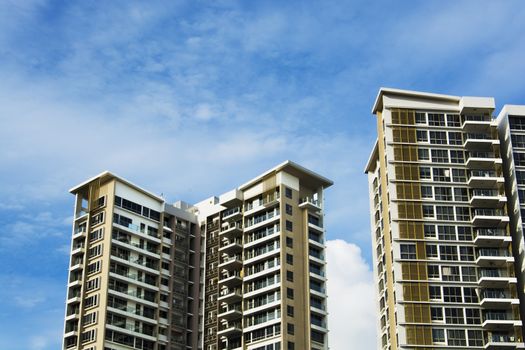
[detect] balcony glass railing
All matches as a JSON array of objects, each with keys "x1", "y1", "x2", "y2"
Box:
[
  {"x1": 299, "y1": 197, "x2": 321, "y2": 207},
  {"x1": 464, "y1": 115, "x2": 491, "y2": 122},
  {"x1": 475, "y1": 228, "x2": 506, "y2": 237},
  {"x1": 478, "y1": 248, "x2": 510, "y2": 257},
  {"x1": 481, "y1": 290, "x2": 511, "y2": 299},
  {"x1": 489, "y1": 334, "x2": 516, "y2": 343},
  {"x1": 468, "y1": 151, "x2": 497, "y2": 159},
  {"x1": 484, "y1": 312, "x2": 511, "y2": 321},
  {"x1": 472, "y1": 189, "x2": 499, "y2": 197},
  {"x1": 469, "y1": 170, "x2": 498, "y2": 178},
  {"x1": 479, "y1": 269, "x2": 507, "y2": 278},
  {"x1": 466, "y1": 133, "x2": 492, "y2": 140},
  {"x1": 473, "y1": 209, "x2": 505, "y2": 217}
]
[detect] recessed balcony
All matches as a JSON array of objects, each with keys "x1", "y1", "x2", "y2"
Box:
[
  {"x1": 219, "y1": 256, "x2": 243, "y2": 270},
  {"x1": 470, "y1": 190, "x2": 507, "y2": 208},
  {"x1": 219, "y1": 239, "x2": 242, "y2": 254},
  {"x1": 218, "y1": 288, "x2": 242, "y2": 303},
  {"x1": 463, "y1": 133, "x2": 499, "y2": 149},
  {"x1": 484, "y1": 333, "x2": 525, "y2": 349},
  {"x1": 299, "y1": 197, "x2": 322, "y2": 211},
  {"x1": 218, "y1": 306, "x2": 242, "y2": 321},
  {"x1": 462, "y1": 117, "x2": 493, "y2": 133},
  {"x1": 217, "y1": 322, "x2": 242, "y2": 337},
  {"x1": 218, "y1": 273, "x2": 242, "y2": 288},
  {"x1": 220, "y1": 223, "x2": 243, "y2": 239},
  {"x1": 474, "y1": 229, "x2": 512, "y2": 247},
  {"x1": 468, "y1": 170, "x2": 505, "y2": 189},
  {"x1": 482, "y1": 313, "x2": 522, "y2": 330},
  {"x1": 222, "y1": 207, "x2": 242, "y2": 221},
  {"x1": 476, "y1": 249, "x2": 514, "y2": 267},
  {"x1": 466, "y1": 152, "x2": 503, "y2": 169},
  {"x1": 472, "y1": 209, "x2": 509, "y2": 228}
]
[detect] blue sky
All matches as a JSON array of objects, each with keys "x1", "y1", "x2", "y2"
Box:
[{"x1": 1, "y1": 1, "x2": 524, "y2": 349}]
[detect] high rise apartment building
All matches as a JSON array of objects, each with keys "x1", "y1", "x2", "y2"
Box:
[
  {"x1": 62, "y1": 161, "x2": 332, "y2": 350},
  {"x1": 366, "y1": 88, "x2": 525, "y2": 349}
]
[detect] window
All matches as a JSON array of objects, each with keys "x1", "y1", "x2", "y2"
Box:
[
  {"x1": 89, "y1": 228, "x2": 104, "y2": 242},
  {"x1": 86, "y1": 277, "x2": 100, "y2": 291},
  {"x1": 285, "y1": 204, "x2": 293, "y2": 215},
  {"x1": 453, "y1": 188, "x2": 468, "y2": 201},
  {"x1": 439, "y1": 245, "x2": 458, "y2": 260},
  {"x1": 286, "y1": 237, "x2": 293, "y2": 248},
  {"x1": 85, "y1": 294, "x2": 99, "y2": 308},
  {"x1": 424, "y1": 224, "x2": 436, "y2": 238},
  {"x1": 450, "y1": 150, "x2": 464, "y2": 163},
  {"x1": 431, "y1": 307, "x2": 443, "y2": 321},
  {"x1": 428, "y1": 113, "x2": 445, "y2": 126},
  {"x1": 517, "y1": 171, "x2": 525, "y2": 185},
  {"x1": 443, "y1": 286, "x2": 462, "y2": 302},
  {"x1": 286, "y1": 220, "x2": 293, "y2": 232},
  {"x1": 432, "y1": 328, "x2": 445, "y2": 343},
  {"x1": 286, "y1": 254, "x2": 293, "y2": 265},
  {"x1": 427, "y1": 265, "x2": 439, "y2": 279},
  {"x1": 465, "y1": 309, "x2": 481, "y2": 324},
  {"x1": 461, "y1": 266, "x2": 477, "y2": 282},
  {"x1": 431, "y1": 149, "x2": 449, "y2": 163},
  {"x1": 287, "y1": 323, "x2": 294, "y2": 335},
  {"x1": 423, "y1": 205, "x2": 434, "y2": 218},
  {"x1": 83, "y1": 312, "x2": 97, "y2": 325},
  {"x1": 287, "y1": 342, "x2": 295, "y2": 350},
  {"x1": 447, "y1": 114, "x2": 461, "y2": 127},
  {"x1": 429, "y1": 131, "x2": 447, "y2": 144},
  {"x1": 91, "y1": 212, "x2": 104, "y2": 226},
  {"x1": 287, "y1": 271, "x2": 294, "y2": 282},
  {"x1": 445, "y1": 308, "x2": 464, "y2": 324},
  {"x1": 285, "y1": 187, "x2": 293, "y2": 199},
  {"x1": 416, "y1": 130, "x2": 428, "y2": 142},
  {"x1": 87, "y1": 261, "x2": 101, "y2": 275},
  {"x1": 400, "y1": 244, "x2": 416, "y2": 259},
  {"x1": 459, "y1": 246, "x2": 474, "y2": 261},
  {"x1": 88, "y1": 244, "x2": 103, "y2": 258},
  {"x1": 415, "y1": 112, "x2": 426, "y2": 124},
  {"x1": 287, "y1": 305, "x2": 294, "y2": 317},
  {"x1": 418, "y1": 148, "x2": 430, "y2": 161},
  {"x1": 81, "y1": 329, "x2": 96, "y2": 344},
  {"x1": 448, "y1": 132, "x2": 462, "y2": 145},
  {"x1": 426, "y1": 244, "x2": 438, "y2": 258},
  {"x1": 433, "y1": 168, "x2": 450, "y2": 182},
  {"x1": 515, "y1": 152, "x2": 525, "y2": 166},
  {"x1": 468, "y1": 330, "x2": 483, "y2": 346},
  {"x1": 457, "y1": 226, "x2": 472, "y2": 240},
  {"x1": 421, "y1": 186, "x2": 432, "y2": 198},
  {"x1": 441, "y1": 266, "x2": 460, "y2": 281},
  {"x1": 429, "y1": 286, "x2": 441, "y2": 300},
  {"x1": 511, "y1": 134, "x2": 525, "y2": 147},
  {"x1": 287, "y1": 288, "x2": 294, "y2": 299},
  {"x1": 447, "y1": 329, "x2": 466, "y2": 346},
  {"x1": 463, "y1": 288, "x2": 479, "y2": 303},
  {"x1": 420, "y1": 167, "x2": 431, "y2": 179},
  {"x1": 434, "y1": 187, "x2": 452, "y2": 201},
  {"x1": 436, "y1": 206, "x2": 454, "y2": 220},
  {"x1": 509, "y1": 116, "x2": 525, "y2": 130},
  {"x1": 437, "y1": 225, "x2": 455, "y2": 240},
  {"x1": 452, "y1": 169, "x2": 466, "y2": 182}
]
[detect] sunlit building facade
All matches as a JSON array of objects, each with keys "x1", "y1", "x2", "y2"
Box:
[
  {"x1": 366, "y1": 88, "x2": 525, "y2": 349},
  {"x1": 62, "y1": 161, "x2": 332, "y2": 350}
]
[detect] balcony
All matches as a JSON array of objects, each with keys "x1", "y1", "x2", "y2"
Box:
[
  {"x1": 476, "y1": 249, "x2": 514, "y2": 267},
  {"x1": 472, "y1": 209, "x2": 509, "y2": 228},
  {"x1": 470, "y1": 189, "x2": 507, "y2": 208},
  {"x1": 217, "y1": 321, "x2": 242, "y2": 337},
  {"x1": 482, "y1": 312, "x2": 522, "y2": 330},
  {"x1": 222, "y1": 207, "x2": 242, "y2": 221},
  {"x1": 468, "y1": 170, "x2": 505, "y2": 189},
  {"x1": 220, "y1": 223, "x2": 243, "y2": 239},
  {"x1": 462, "y1": 115, "x2": 493, "y2": 133},
  {"x1": 219, "y1": 255, "x2": 243, "y2": 270},
  {"x1": 219, "y1": 272, "x2": 242, "y2": 288},
  {"x1": 218, "y1": 288, "x2": 242, "y2": 303},
  {"x1": 299, "y1": 197, "x2": 322, "y2": 211},
  {"x1": 219, "y1": 239, "x2": 242, "y2": 254},
  {"x1": 464, "y1": 133, "x2": 499, "y2": 149},
  {"x1": 466, "y1": 152, "x2": 502, "y2": 170},
  {"x1": 218, "y1": 305, "x2": 242, "y2": 321},
  {"x1": 480, "y1": 290, "x2": 519, "y2": 308},
  {"x1": 484, "y1": 333, "x2": 525, "y2": 349},
  {"x1": 478, "y1": 269, "x2": 517, "y2": 288},
  {"x1": 474, "y1": 229, "x2": 512, "y2": 247}
]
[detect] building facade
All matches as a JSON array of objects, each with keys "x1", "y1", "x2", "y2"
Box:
[
  {"x1": 366, "y1": 88, "x2": 525, "y2": 349},
  {"x1": 62, "y1": 161, "x2": 332, "y2": 350}
]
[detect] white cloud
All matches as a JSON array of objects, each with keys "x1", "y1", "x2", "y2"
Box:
[{"x1": 326, "y1": 239, "x2": 377, "y2": 349}]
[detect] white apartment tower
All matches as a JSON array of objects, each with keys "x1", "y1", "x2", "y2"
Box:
[
  {"x1": 62, "y1": 161, "x2": 332, "y2": 350},
  {"x1": 366, "y1": 88, "x2": 525, "y2": 349}
]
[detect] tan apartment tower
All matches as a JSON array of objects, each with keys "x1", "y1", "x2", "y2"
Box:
[
  {"x1": 62, "y1": 160, "x2": 332, "y2": 350},
  {"x1": 365, "y1": 88, "x2": 525, "y2": 349}
]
